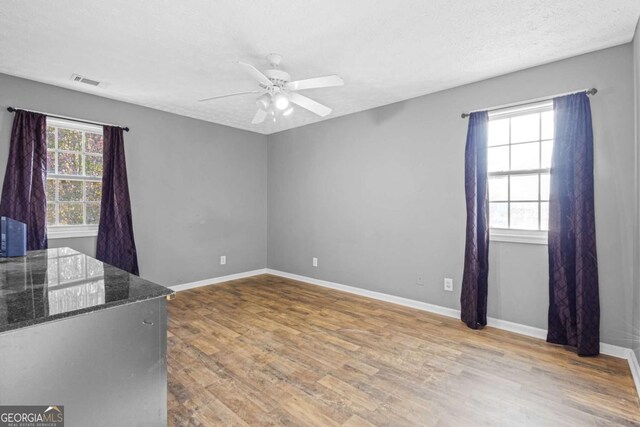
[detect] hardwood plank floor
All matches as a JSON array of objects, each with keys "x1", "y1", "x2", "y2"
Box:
[{"x1": 167, "y1": 274, "x2": 640, "y2": 426}]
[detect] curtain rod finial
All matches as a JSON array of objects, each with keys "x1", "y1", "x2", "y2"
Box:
[
  {"x1": 7, "y1": 107, "x2": 16, "y2": 113},
  {"x1": 588, "y1": 88, "x2": 597, "y2": 96},
  {"x1": 461, "y1": 113, "x2": 469, "y2": 119},
  {"x1": 123, "y1": 127, "x2": 130, "y2": 132}
]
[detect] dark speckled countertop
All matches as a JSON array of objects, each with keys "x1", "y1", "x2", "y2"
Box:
[{"x1": 0, "y1": 247, "x2": 174, "y2": 333}]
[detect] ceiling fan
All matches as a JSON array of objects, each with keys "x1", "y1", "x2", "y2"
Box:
[{"x1": 198, "y1": 53, "x2": 344, "y2": 124}]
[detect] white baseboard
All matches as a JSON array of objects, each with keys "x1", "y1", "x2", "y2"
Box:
[
  {"x1": 265, "y1": 268, "x2": 631, "y2": 360},
  {"x1": 265, "y1": 268, "x2": 462, "y2": 319},
  {"x1": 170, "y1": 268, "x2": 267, "y2": 292},
  {"x1": 628, "y1": 349, "x2": 640, "y2": 397},
  {"x1": 601, "y1": 343, "x2": 635, "y2": 359},
  {"x1": 168, "y1": 266, "x2": 639, "y2": 396},
  {"x1": 485, "y1": 317, "x2": 547, "y2": 340}
]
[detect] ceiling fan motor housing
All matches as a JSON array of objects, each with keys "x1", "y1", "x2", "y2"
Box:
[{"x1": 264, "y1": 69, "x2": 291, "y2": 88}]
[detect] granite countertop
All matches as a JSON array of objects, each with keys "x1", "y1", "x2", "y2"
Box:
[{"x1": 0, "y1": 247, "x2": 174, "y2": 333}]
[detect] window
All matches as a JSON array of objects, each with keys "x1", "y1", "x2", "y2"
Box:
[
  {"x1": 46, "y1": 118, "x2": 103, "y2": 238},
  {"x1": 487, "y1": 102, "x2": 553, "y2": 244}
]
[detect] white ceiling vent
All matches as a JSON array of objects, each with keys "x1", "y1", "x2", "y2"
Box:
[{"x1": 70, "y1": 74, "x2": 100, "y2": 87}]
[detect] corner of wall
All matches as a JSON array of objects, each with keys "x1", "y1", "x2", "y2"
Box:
[
  {"x1": 632, "y1": 16, "x2": 640, "y2": 361},
  {"x1": 265, "y1": 132, "x2": 271, "y2": 269}
]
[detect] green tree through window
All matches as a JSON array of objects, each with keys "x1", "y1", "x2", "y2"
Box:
[{"x1": 46, "y1": 119, "x2": 103, "y2": 227}]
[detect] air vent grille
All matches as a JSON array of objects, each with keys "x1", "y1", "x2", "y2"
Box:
[{"x1": 70, "y1": 74, "x2": 100, "y2": 87}]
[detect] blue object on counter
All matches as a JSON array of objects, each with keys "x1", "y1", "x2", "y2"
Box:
[{"x1": 1, "y1": 217, "x2": 26, "y2": 257}]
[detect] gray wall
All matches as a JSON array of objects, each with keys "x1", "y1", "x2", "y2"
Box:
[
  {"x1": 0, "y1": 74, "x2": 268, "y2": 287},
  {"x1": 633, "y1": 20, "x2": 640, "y2": 360},
  {"x1": 267, "y1": 44, "x2": 635, "y2": 348},
  {"x1": 1, "y1": 45, "x2": 635, "y2": 349}
]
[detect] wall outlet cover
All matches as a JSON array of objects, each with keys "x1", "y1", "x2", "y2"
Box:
[
  {"x1": 312, "y1": 257, "x2": 318, "y2": 267},
  {"x1": 220, "y1": 255, "x2": 226, "y2": 265},
  {"x1": 444, "y1": 278, "x2": 453, "y2": 292},
  {"x1": 416, "y1": 273, "x2": 424, "y2": 286}
]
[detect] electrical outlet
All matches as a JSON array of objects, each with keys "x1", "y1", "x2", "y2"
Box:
[
  {"x1": 444, "y1": 278, "x2": 453, "y2": 292},
  {"x1": 416, "y1": 273, "x2": 424, "y2": 286},
  {"x1": 312, "y1": 257, "x2": 318, "y2": 267},
  {"x1": 220, "y1": 255, "x2": 226, "y2": 265}
]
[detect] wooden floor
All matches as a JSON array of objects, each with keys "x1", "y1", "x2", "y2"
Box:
[{"x1": 167, "y1": 275, "x2": 640, "y2": 426}]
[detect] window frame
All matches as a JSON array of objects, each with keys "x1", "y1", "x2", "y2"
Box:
[
  {"x1": 46, "y1": 118, "x2": 103, "y2": 239},
  {"x1": 487, "y1": 102, "x2": 553, "y2": 245}
]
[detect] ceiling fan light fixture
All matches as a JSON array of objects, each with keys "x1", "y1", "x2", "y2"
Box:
[
  {"x1": 256, "y1": 94, "x2": 270, "y2": 110},
  {"x1": 200, "y1": 54, "x2": 342, "y2": 125},
  {"x1": 273, "y1": 93, "x2": 290, "y2": 110}
]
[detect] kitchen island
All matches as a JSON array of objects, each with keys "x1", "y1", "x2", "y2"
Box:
[{"x1": 0, "y1": 247, "x2": 174, "y2": 426}]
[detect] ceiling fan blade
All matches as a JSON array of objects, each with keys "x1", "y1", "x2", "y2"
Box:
[
  {"x1": 198, "y1": 90, "x2": 261, "y2": 102},
  {"x1": 288, "y1": 92, "x2": 332, "y2": 117},
  {"x1": 238, "y1": 61, "x2": 273, "y2": 87},
  {"x1": 252, "y1": 109, "x2": 268, "y2": 124},
  {"x1": 286, "y1": 75, "x2": 344, "y2": 91}
]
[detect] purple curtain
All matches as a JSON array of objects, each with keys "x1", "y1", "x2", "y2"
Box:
[
  {"x1": 0, "y1": 110, "x2": 48, "y2": 250},
  {"x1": 547, "y1": 92, "x2": 599, "y2": 356},
  {"x1": 461, "y1": 111, "x2": 489, "y2": 329},
  {"x1": 96, "y1": 126, "x2": 139, "y2": 275}
]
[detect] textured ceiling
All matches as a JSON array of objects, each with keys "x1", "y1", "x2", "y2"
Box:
[{"x1": 1, "y1": 0, "x2": 639, "y2": 135}]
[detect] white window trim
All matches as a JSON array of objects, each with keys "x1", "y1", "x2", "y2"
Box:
[
  {"x1": 488, "y1": 100, "x2": 553, "y2": 119},
  {"x1": 48, "y1": 225, "x2": 98, "y2": 239},
  {"x1": 488, "y1": 100, "x2": 553, "y2": 245},
  {"x1": 47, "y1": 117, "x2": 103, "y2": 133},
  {"x1": 490, "y1": 228, "x2": 548, "y2": 245},
  {"x1": 46, "y1": 118, "x2": 103, "y2": 236}
]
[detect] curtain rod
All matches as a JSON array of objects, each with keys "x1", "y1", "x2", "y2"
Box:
[
  {"x1": 460, "y1": 88, "x2": 597, "y2": 119},
  {"x1": 6, "y1": 107, "x2": 130, "y2": 132}
]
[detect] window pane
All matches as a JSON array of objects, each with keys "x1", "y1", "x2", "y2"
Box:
[
  {"x1": 86, "y1": 202, "x2": 100, "y2": 224},
  {"x1": 510, "y1": 174, "x2": 538, "y2": 201},
  {"x1": 47, "y1": 127, "x2": 56, "y2": 149},
  {"x1": 490, "y1": 202, "x2": 508, "y2": 228},
  {"x1": 59, "y1": 203, "x2": 83, "y2": 225},
  {"x1": 489, "y1": 176, "x2": 508, "y2": 201},
  {"x1": 541, "y1": 111, "x2": 554, "y2": 140},
  {"x1": 85, "y1": 181, "x2": 102, "y2": 202},
  {"x1": 541, "y1": 140, "x2": 553, "y2": 169},
  {"x1": 58, "y1": 152, "x2": 82, "y2": 175},
  {"x1": 510, "y1": 202, "x2": 539, "y2": 230},
  {"x1": 511, "y1": 113, "x2": 540, "y2": 143},
  {"x1": 45, "y1": 124, "x2": 104, "y2": 229},
  {"x1": 47, "y1": 151, "x2": 56, "y2": 174},
  {"x1": 488, "y1": 119, "x2": 509, "y2": 147},
  {"x1": 47, "y1": 203, "x2": 57, "y2": 225},
  {"x1": 46, "y1": 178, "x2": 56, "y2": 201},
  {"x1": 58, "y1": 128, "x2": 82, "y2": 151},
  {"x1": 540, "y1": 174, "x2": 550, "y2": 200},
  {"x1": 541, "y1": 202, "x2": 549, "y2": 230},
  {"x1": 511, "y1": 142, "x2": 539, "y2": 170},
  {"x1": 488, "y1": 146, "x2": 509, "y2": 172},
  {"x1": 59, "y1": 180, "x2": 83, "y2": 201},
  {"x1": 85, "y1": 133, "x2": 103, "y2": 154},
  {"x1": 85, "y1": 155, "x2": 103, "y2": 177}
]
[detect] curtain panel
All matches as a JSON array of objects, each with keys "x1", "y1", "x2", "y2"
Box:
[
  {"x1": 0, "y1": 110, "x2": 48, "y2": 250},
  {"x1": 460, "y1": 111, "x2": 490, "y2": 329},
  {"x1": 96, "y1": 126, "x2": 139, "y2": 275},
  {"x1": 547, "y1": 92, "x2": 599, "y2": 357}
]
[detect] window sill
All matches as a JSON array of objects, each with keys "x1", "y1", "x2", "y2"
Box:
[
  {"x1": 490, "y1": 228, "x2": 548, "y2": 245},
  {"x1": 48, "y1": 226, "x2": 98, "y2": 239}
]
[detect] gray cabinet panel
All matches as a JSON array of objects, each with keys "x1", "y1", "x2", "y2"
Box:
[{"x1": 0, "y1": 298, "x2": 167, "y2": 426}]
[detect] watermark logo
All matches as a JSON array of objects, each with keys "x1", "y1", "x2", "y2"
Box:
[{"x1": 0, "y1": 405, "x2": 64, "y2": 427}]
